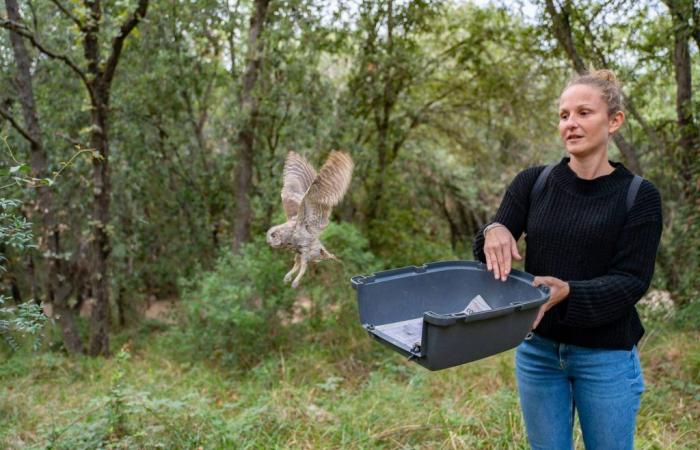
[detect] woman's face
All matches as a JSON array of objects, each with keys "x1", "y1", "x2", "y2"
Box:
[{"x1": 558, "y1": 84, "x2": 623, "y2": 158}]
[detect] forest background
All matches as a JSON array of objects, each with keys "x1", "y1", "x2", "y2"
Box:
[{"x1": 0, "y1": 0, "x2": 698, "y2": 448}]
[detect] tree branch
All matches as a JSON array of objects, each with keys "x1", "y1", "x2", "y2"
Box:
[
  {"x1": 27, "y1": 0, "x2": 39, "y2": 32},
  {"x1": 226, "y1": 0, "x2": 242, "y2": 77},
  {"x1": 544, "y1": 0, "x2": 586, "y2": 72},
  {"x1": 0, "y1": 19, "x2": 93, "y2": 101},
  {"x1": 0, "y1": 104, "x2": 39, "y2": 147},
  {"x1": 102, "y1": 0, "x2": 149, "y2": 90},
  {"x1": 579, "y1": 14, "x2": 664, "y2": 152},
  {"x1": 543, "y1": 0, "x2": 643, "y2": 174},
  {"x1": 49, "y1": 0, "x2": 85, "y2": 31},
  {"x1": 693, "y1": 3, "x2": 700, "y2": 50},
  {"x1": 54, "y1": 131, "x2": 89, "y2": 150},
  {"x1": 390, "y1": 85, "x2": 463, "y2": 160}
]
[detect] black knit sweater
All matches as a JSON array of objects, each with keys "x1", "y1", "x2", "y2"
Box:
[{"x1": 472, "y1": 157, "x2": 663, "y2": 350}]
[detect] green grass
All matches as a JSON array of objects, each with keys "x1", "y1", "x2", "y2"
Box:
[{"x1": 1, "y1": 311, "x2": 698, "y2": 449}]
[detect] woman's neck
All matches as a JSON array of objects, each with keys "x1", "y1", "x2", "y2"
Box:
[{"x1": 568, "y1": 152, "x2": 615, "y2": 180}]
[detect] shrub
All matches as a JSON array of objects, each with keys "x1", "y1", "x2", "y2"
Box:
[
  {"x1": 178, "y1": 236, "x2": 297, "y2": 367},
  {"x1": 369, "y1": 206, "x2": 456, "y2": 269},
  {"x1": 177, "y1": 223, "x2": 379, "y2": 368},
  {"x1": 0, "y1": 197, "x2": 47, "y2": 354}
]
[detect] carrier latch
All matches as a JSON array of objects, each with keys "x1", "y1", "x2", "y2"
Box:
[{"x1": 408, "y1": 342, "x2": 422, "y2": 360}]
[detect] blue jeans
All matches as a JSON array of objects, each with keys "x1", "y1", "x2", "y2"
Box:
[{"x1": 515, "y1": 332, "x2": 645, "y2": 450}]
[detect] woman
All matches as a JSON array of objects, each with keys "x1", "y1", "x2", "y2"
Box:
[{"x1": 472, "y1": 69, "x2": 662, "y2": 450}]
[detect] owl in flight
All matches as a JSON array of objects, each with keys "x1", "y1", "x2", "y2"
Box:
[{"x1": 266, "y1": 151, "x2": 354, "y2": 288}]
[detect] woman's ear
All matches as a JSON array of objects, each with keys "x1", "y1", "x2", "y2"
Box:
[{"x1": 608, "y1": 110, "x2": 625, "y2": 134}]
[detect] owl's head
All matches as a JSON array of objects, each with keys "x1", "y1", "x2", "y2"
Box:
[{"x1": 266, "y1": 222, "x2": 294, "y2": 248}]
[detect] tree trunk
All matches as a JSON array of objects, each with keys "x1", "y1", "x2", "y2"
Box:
[
  {"x1": 2, "y1": 0, "x2": 147, "y2": 357},
  {"x1": 116, "y1": 285, "x2": 127, "y2": 328},
  {"x1": 87, "y1": 102, "x2": 112, "y2": 356},
  {"x1": 366, "y1": 0, "x2": 395, "y2": 229},
  {"x1": 232, "y1": 0, "x2": 270, "y2": 252},
  {"x1": 4, "y1": 0, "x2": 84, "y2": 353},
  {"x1": 82, "y1": 0, "x2": 149, "y2": 356},
  {"x1": 26, "y1": 252, "x2": 39, "y2": 302},
  {"x1": 543, "y1": 0, "x2": 642, "y2": 175},
  {"x1": 366, "y1": 114, "x2": 391, "y2": 227},
  {"x1": 665, "y1": 0, "x2": 699, "y2": 190}
]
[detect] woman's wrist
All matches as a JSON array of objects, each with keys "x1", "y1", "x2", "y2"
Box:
[{"x1": 484, "y1": 222, "x2": 505, "y2": 236}]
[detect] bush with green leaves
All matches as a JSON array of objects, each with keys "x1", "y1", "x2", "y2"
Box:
[
  {"x1": 319, "y1": 221, "x2": 381, "y2": 276},
  {"x1": 0, "y1": 198, "x2": 33, "y2": 248},
  {"x1": 177, "y1": 222, "x2": 380, "y2": 368},
  {"x1": 0, "y1": 297, "x2": 47, "y2": 353},
  {"x1": 178, "y1": 236, "x2": 296, "y2": 367},
  {"x1": 369, "y1": 205, "x2": 457, "y2": 269},
  {"x1": 0, "y1": 197, "x2": 46, "y2": 353}
]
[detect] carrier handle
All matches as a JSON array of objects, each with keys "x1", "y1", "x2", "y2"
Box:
[
  {"x1": 424, "y1": 305, "x2": 518, "y2": 327},
  {"x1": 460, "y1": 306, "x2": 516, "y2": 324}
]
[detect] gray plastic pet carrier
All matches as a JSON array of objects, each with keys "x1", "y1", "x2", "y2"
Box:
[{"x1": 351, "y1": 260, "x2": 550, "y2": 371}]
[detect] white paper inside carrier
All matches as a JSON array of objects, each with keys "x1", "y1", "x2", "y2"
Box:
[{"x1": 374, "y1": 295, "x2": 492, "y2": 348}]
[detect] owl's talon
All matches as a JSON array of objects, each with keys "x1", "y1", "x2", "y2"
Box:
[{"x1": 284, "y1": 255, "x2": 300, "y2": 283}]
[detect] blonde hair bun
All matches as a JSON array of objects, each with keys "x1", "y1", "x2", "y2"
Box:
[
  {"x1": 566, "y1": 68, "x2": 624, "y2": 115},
  {"x1": 590, "y1": 69, "x2": 619, "y2": 85}
]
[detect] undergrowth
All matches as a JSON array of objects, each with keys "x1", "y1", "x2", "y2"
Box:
[
  {"x1": 1, "y1": 220, "x2": 697, "y2": 449},
  {"x1": 0, "y1": 301, "x2": 698, "y2": 449}
]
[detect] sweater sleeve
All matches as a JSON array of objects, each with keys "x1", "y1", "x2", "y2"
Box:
[
  {"x1": 473, "y1": 166, "x2": 545, "y2": 262},
  {"x1": 558, "y1": 181, "x2": 663, "y2": 328}
]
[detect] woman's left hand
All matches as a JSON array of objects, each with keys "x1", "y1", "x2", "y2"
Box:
[{"x1": 531, "y1": 276, "x2": 570, "y2": 330}]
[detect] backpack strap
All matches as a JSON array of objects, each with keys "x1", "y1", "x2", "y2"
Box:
[
  {"x1": 529, "y1": 164, "x2": 555, "y2": 206},
  {"x1": 626, "y1": 175, "x2": 643, "y2": 212}
]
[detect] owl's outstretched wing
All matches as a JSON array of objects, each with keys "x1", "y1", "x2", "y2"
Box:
[
  {"x1": 281, "y1": 151, "x2": 317, "y2": 219},
  {"x1": 297, "y1": 151, "x2": 354, "y2": 235}
]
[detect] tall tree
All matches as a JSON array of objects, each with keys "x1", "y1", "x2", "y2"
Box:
[
  {"x1": 232, "y1": 0, "x2": 271, "y2": 252},
  {"x1": 1, "y1": 0, "x2": 83, "y2": 353},
  {"x1": 662, "y1": 0, "x2": 699, "y2": 191},
  {"x1": 82, "y1": 0, "x2": 149, "y2": 355},
  {"x1": 1, "y1": 0, "x2": 149, "y2": 356},
  {"x1": 345, "y1": 0, "x2": 443, "y2": 228},
  {"x1": 542, "y1": 0, "x2": 644, "y2": 174}
]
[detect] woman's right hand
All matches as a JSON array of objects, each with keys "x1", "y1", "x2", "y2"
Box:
[{"x1": 483, "y1": 223, "x2": 522, "y2": 281}]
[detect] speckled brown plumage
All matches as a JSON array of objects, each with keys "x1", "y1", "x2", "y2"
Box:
[{"x1": 267, "y1": 151, "x2": 354, "y2": 288}]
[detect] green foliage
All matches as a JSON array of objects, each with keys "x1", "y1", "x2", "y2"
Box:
[
  {"x1": 2, "y1": 318, "x2": 700, "y2": 448},
  {"x1": 4, "y1": 0, "x2": 692, "y2": 325},
  {"x1": 106, "y1": 348, "x2": 130, "y2": 441},
  {"x1": 175, "y1": 222, "x2": 379, "y2": 368},
  {"x1": 370, "y1": 205, "x2": 456, "y2": 268},
  {"x1": 0, "y1": 195, "x2": 46, "y2": 354},
  {"x1": 367, "y1": 156, "x2": 457, "y2": 268},
  {"x1": 0, "y1": 297, "x2": 47, "y2": 353},
  {"x1": 0, "y1": 6, "x2": 697, "y2": 448},
  {"x1": 320, "y1": 221, "x2": 381, "y2": 274},
  {"x1": 34, "y1": 347, "x2": 212, "y2": 449},
  {"x1": 664, "y1": 195, "x2": 700, "y2": 305},
  {"x1": 0, "y1": 198, "x2": 33, "y2": 252},
  {"x1": 178, "y1": 237, "x2": 298, "y2": 368},
  {"x1": 674, "y1": 299, "x2": 700, "y2": 331}
]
